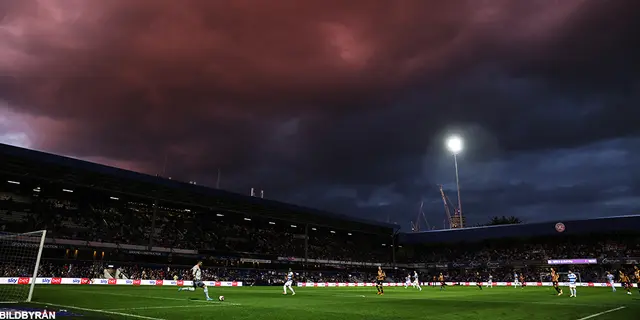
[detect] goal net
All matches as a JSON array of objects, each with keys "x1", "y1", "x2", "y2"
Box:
[{"x1": 0, "y1": 230, "x2": 47, "y2": 303}]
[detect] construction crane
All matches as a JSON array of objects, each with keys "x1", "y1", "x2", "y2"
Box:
[
  {"x1": 438, "y1": 185, "x2": 464, "y2": 229},
  {"x1": 410, "y1": 200, "x2": 431, "y2": 232}
]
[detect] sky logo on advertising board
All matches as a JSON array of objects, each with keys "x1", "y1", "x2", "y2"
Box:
[
  {"x1": 125, "y1": 280, "x2": 133, "y2": 285},
  {"x1": 7, "y1": 278, "x2": 17, "y2": 284},
  {"x1": 51, "y1": 278, "x2": 62, "y2": 285},
  {"x1": 72, "y1": 278, "x2": 81, "y2": 284},
  {"x1": 41, "y1": 278, "x2": 51, "y2": 284},
  {"x1": 168, "y1": 281, "x2": 176, "y2": 285},
  {"x1": 98, "y1": 279, "x2": 108, "y2": 284}
]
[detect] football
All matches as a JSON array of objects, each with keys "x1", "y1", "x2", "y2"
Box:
[{"x1": 218, "y1": 296, "x2": 224, "y2": 301}]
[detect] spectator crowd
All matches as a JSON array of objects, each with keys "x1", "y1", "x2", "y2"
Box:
[
  {"x1": 0, "y1": 186, "x2": 391, "y2": 262},
  {"x1": 2, "y1": 181, "x2": 640, "y2": 286}
]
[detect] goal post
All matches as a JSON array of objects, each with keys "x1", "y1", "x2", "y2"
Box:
[{"x1": 0, "y1": 230, "x2": 47, "y2": 303}]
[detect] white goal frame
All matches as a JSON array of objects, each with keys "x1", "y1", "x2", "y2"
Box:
[{"x1": 0, "y1": 230, "x2": 47, "y2": 303}]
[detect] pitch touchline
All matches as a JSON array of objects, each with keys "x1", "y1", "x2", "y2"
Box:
[
  {"x1": 34, "y1": 302, "x2": 165, "y2": 320},
  {"x1": 576, "y1": 306, "x2": 626, "y2": 320}
]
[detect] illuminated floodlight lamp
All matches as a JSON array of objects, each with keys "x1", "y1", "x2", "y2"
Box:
[{"x1": 446, "y1": 135, "x2": 463, "y2": 154}]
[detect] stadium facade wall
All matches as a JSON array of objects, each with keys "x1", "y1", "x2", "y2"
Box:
[
  {"x1": 399, "y1": 215, "x2": 640, "y2": 244},
  {"x1": 0, "y1": 277, "x2": 241, "y2": 286}
]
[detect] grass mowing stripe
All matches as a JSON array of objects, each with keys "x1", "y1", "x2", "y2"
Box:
[
  {"x1": 422, "y1": 298, "x2": 615, "y2": 308},
  {"x1": 108, "y1": 304, "x2": 231, "y2": 311},
  {"x1": 576, "y1": 306, "x2": 626, "y2": 320},
  {"x1": 33, "y1": 302, "x2": 166, "y2": 320},
  {"x1": 64, "y1": 288, "x2": 242, "y2": 306}
]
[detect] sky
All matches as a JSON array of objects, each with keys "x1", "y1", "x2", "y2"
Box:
[{"x1": 1, "y1": 0, "x2": 639, "y2": 229}]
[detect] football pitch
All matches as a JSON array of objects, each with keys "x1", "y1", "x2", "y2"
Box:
[{"x1": 15, "y1": 285, "x2": 640, "y2": 319}]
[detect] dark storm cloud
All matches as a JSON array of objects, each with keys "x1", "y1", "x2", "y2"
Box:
[{"x1": 1, "y1": 0, "x2": 639, "y2": 228}]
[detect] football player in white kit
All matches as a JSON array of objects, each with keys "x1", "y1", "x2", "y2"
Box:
[
  {"x1": 513, "y1": 272, "x2": 520, "y2": 288},
  {"x1": 606, "y1": 271, "x2": 616, "y2": 292},
  {"x1": 567, "y1": 270, "x2": 578, "y2": 297},
  {"x1": 283, "y1": 268, "x2": 296, "y2": 295},
  {"x1": 404, "y1": 274, "x2": 411, "y2": 288},
  {"x1": 486, "y1": 274, "x2": 493, "y2": 288},
  {"x1": 178, "y1": 261, "x2": 213, "y2": 301},
  {"x1": 412, "y1": 271, "x2": 422, "y2": 291}
]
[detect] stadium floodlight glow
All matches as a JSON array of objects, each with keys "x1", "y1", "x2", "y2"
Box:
[
  {"x1": 445, "y1": 134, "x2": 464, "y2": 228},
  {"x1": 7, "y1": 180, "x2": 20, "y2": 185},
  {"x1": 381, "y1": 244, "x2": 386, "y2": 246},
  {"x1": 347, "y1": 233, "x2": 352, "y2": 236},
  {"x1": 446, "y1": 135, "x2": 463, "y2": 154},
  {"x1": 330, "y1": 230, "x2": 335, "y2": 234},
  {"x1": 62, "y1": 189, "x2": 73, "y2": 193},
  {"x1": 268, "y1": 221, "x2": 276, "y2": 225},
  {"x1": 110, "y1": 196, "x2": 119, "y2": 200},
  {"x1": 311, "y1": 227, "x2": 317, "y2": 231},
  {"x1": 216, "y1": 213, "x2": 224, "y2": 217},
  {"x1": 33, "y1": 188, "x2": 40, "y2": 192},
  {"x1": 290, "y1": 224, "x2": 296, "y2": 228},
  {"x1": 244, "y1": 218, "x2": 251, "y2": 221}
]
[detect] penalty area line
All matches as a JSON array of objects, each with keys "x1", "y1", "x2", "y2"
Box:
[
  {"x1": 31, "y1": 302, "x2": 166, "y2": 320},
  {"x1": 576, "y1": 306, "x2": 626, "y2": 320}
]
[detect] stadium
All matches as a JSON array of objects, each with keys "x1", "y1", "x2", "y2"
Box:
[{"x1": 1, "y1": 143, "x2": 639, "y2": 320}]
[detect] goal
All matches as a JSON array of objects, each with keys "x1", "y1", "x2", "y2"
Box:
[{"x1": 0, "y1": 230, "x2": 47, "y2": 303}]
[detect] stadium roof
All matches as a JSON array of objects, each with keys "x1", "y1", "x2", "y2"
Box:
[
  {"x1": 399, "y1": 214, "x2": 640, "y2": 244},
  {"x1": 0, "y1": 143, "x2": 398, "y2": 234}
]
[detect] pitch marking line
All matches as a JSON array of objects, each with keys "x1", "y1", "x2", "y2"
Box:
[
  {"x1": 108, "y1": 304, "x2": 229, "y2": 311},
  {"x1": 576, "y1": 306, "x2": 626, "y2": 320},
  {"x1": 36, "y1": 302, "x2": 165, "y2": 320}
]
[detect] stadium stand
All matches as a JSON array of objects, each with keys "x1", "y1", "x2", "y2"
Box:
[
  {"x1": 1, "y1": 142, "x2": 640, "y2": 287},
  {"x1": 0, "y1": 143, "x2": 398, "y2": 283}
]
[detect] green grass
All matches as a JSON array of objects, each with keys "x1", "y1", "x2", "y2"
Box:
[{"x1": 16, "y1": 285, "x2": 640, "y2": 319}]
